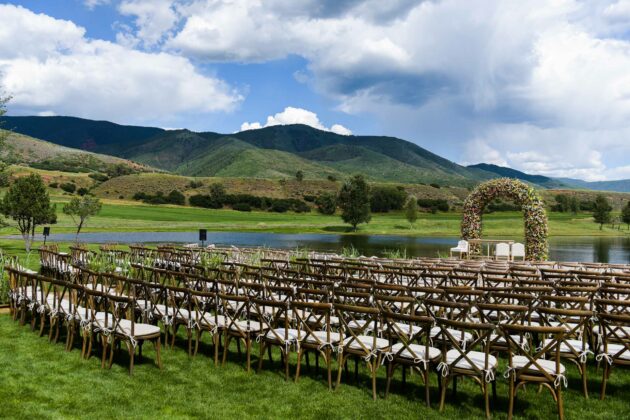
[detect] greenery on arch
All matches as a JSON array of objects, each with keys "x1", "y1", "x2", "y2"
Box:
[{"x1": 461, "y1": 178, "x2": 549, "y2": 261}]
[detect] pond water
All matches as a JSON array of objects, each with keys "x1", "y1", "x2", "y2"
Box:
[{"x1": 21, "y1": 231, "x2": 630, "y2": 264}]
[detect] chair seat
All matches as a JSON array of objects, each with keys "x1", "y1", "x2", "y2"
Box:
[
  {"x1": 511, "y1": 355, "x2": 566, "y2": 374},
  {"x1": 599, "y1": 343, "x2": 630, "y2": 360},
  {"x1": 345, "y1": 335, "x2": 389, "y2": 351},
  {"x1": 390, "y1": 342, "x2": 441, "y2": 362},
  {"x1": 264, "y1": 328, "x2": 299, "y2": 343},
  {"x1": 85, "y1": 284, "x2": 109, "y2": 293},
  {"x1": 541, "y1": 338, "x2": 589, "y2": 355},
  {"x1": 347, "y1": 319, "x2": 372, "y2": 330},
  {"x1": 445, "y1": 349, "x2": 498, "y2": 371},
  {"x1": 117, "y1": 319, "x2": 161, "y2": 338},
  {"x1": 303, "y1": 330, "x2": 344, "y2": 345},
  {"x1": 394, "y1": 322, "x2": 423, "y2": 336},
  {"x1": 431, "y1": 327, "x2": 473, "y2": 343},
  {"x1": 490, "y1": 333, "x2": 529, "y2": 347},
  {"x1": 548, "y1": 321, "x2": 580, "y2": 332},
  {"x1": 229, "y1": 320, "x2": 262, "y2": 333}
]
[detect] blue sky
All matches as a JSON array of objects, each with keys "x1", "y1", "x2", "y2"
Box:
[{"x1": 1, "y1": 1, "x2": 630, "y2": 181}]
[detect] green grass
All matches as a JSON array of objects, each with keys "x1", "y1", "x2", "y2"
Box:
[
  {"x1": 1, "y1": 200, "x2": 628, "y2": 238},
  {"x1": 0, "y1": 314, "x2": 627, "y2": 419}
]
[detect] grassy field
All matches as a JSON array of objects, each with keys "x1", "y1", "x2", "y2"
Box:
[
  {"x1": 1, "y1": 198, "x2": 628, "y2": 238},
  {"x1": 0, "y1": 314, "x2": 627, "y2": 419}
]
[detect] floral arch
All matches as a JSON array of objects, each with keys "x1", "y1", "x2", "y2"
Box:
[{"x1": 461, "y1": 178, "x2": 549, "y2": 261}]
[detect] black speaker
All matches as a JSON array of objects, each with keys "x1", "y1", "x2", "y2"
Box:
[
  {"x1": 43, "y1": 227, "x2": 50, "y2": 236},
  {"x1": 199, "y1": 229, "x2": 207, "y2": 242}
]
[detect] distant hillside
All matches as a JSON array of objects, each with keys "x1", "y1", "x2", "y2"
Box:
[
  {"x1": 557, "y1": 178, "x2": 630, "y2": 193},
  {"x1": 0, "y1": 130, "x2": 148, "y2": 173},
  {"x1": 0, "y1": 116, "x2": 164, "y2": 155},
  {"x1": 2, "y1": 116, "x2": 498, "y2": 185},
  {"x1": 467, "y1": 163, "x2": 569, "y2": 189}
]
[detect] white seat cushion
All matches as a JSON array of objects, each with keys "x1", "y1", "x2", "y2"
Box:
[
  {"x1": 600, "y1": 343, "x2": 630, "y2": 360},
  {"x1": 393, "y1": 322, "x2": 423, "y2": 335},
  {"x1": 303, "y1": 330, "x2": 344, "y2": 345},
  {"x1": 390, "y1": 342, "x2": 441, "y2": 361},
  {"x1": 228, "y1": 319, "x2": 262, "y2": 332},
  {"x1": 431, "y1": 327, "x2": 473, "y2": 343},
  {"x1": 446, "y1": 349, "x2": 498, "y2": 370},
  {"x1": 264, "y1": 328, "x2": 299, "y2": 342},
  {"x1": 345, "y1": 335, "x2": 389, "y2": 351},
  {"x1": 116, "y1": 319, "x2": 161, "y2": 337},
  {"x1": 511, "y1": 355, "x2": 565, "y2": 374},
  {"x1": 541, "y1": 338, "x2": 589, "y2": 354}
]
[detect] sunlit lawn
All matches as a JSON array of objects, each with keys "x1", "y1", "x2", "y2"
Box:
[{"x1": 0, "y1": 314, "x2": 628, "y2": 419}]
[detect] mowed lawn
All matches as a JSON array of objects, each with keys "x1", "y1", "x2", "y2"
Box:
[
  {"x1": 0, "y1": 199, "x2": 627, "y2": 238},
  {"x1": 0, "y1": 314, "x2": 628, "y2": 419}
]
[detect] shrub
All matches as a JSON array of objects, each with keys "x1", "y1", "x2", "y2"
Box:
[
  {"x1": 60, "y1": 183, "x2": 76, "y2": 193},
  {"x1": 49, "y1": 182, "x2": 59, "y2": 189},
  {"x1": 232, "y1": 203, "x2": 252, "y2": 212},
  {"x1": 189, "y1": 194, "x2": 222, "y2": 209},
  {"x1": 430, "y1": 183, "x2": 441, "y2": 189},
  {"x1": 270, "y1": 200, "x2": 290, "y2": 213},
  {"x1": 303, "y1": 195, "x2": 316, "y2": 202},
  {"x1": 417, "y1": 198, "x2": 449, "y2": 212},
  {"x1": 188, "y1": 180, "x2": 203, "y2": 189},
  {"x1": 88, "y1": 173, "x2": 109, "y2": 182},
  {"x1": 327, "y1": 175, "x2": 337, "y2": 182},
  {"x1": 167, "y1": 190, "x2": 186, "y2": 205},
  {"x1": 316, "y1": 193, "x2": 337, "y2": 215},
  {"x1": 77, "y1": 187, "x2": 89, "y2": 196},
  {"x1": 370, "y1": 186, "x2": 407, "y2": 212}
]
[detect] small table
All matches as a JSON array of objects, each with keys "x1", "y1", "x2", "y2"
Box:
[{"x1": 467, "y1": 239, "x2": 514, "y2": 259}]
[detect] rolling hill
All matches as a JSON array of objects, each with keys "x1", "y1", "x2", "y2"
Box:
[
  {"x1": 1, "y1": 116, "x2": 495, "y2": 185},
  {"x1": 467, "y1": 163, "x2": 570, "y2": 189},
  {"x1": 0, "y1": 130, "x2": 149, "y2": 173},
  {"x1": 557, "y1": 178, "x2": 630, "y2": 193}
]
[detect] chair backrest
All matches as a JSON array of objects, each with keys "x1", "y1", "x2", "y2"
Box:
[
  {"x1": 382, "y1": 312, "x2": 433, "y2": 361},
  {"x1": 511, "y1": 243, "x2": 525, "y2": 257},
  {"x1": 435, "y1": 317, "x2": 495, "y2": 377},
  {"x1": 335, "y1": 303, "x2": 381, "y2": 356},
  {"x1": 291, "y1": 300, "x2": 333, "y2": 346},
  {"x1": 495, "y1": 243, "x2": 510, "y2": 257},
  {"x1": 458, "y1": 240, "x2": 469, "y2": 251}
]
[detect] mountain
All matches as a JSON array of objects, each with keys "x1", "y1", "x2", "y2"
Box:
[
  {"x1": 557, "y1": 178, "x2": 630, "y2": 193},
  {"x1": 0, "y1": 130, "x2": 148, "y2": 173},
  {"x1": 467, "y1": 163, "x2": 569, "y2": 189},
  {"x1": 1, "y1": 116, "x2": 496, "y2": 185},
  {"x1": 0, "y1": 116, "x2": 164, "y2": 155}
]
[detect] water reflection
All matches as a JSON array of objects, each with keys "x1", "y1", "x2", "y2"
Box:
[{"x1": 19, "y1": 231, "x2": 630, "y2": 264}]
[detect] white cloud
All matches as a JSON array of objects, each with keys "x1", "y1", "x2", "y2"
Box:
[
  {"x1": 240, "y1": 107, "x2": 352, "y2": 135},
  {"x1": 84, "y1": 0, "x2": 111, "y2": 9},
  {"x1": 0, "y1": 4, "x2": 242, "y2": 124},
  {"x1": 117, "y1": 0, "x2": 180, "y2": 48}
]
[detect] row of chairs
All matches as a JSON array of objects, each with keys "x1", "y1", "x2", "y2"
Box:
[{"x1": 7, "y1": 260, "x2": 630, "y2": 420}]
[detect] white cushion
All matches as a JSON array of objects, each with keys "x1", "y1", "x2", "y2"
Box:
[
  {"x1": 511, "y1": 355, "x2": 565, "y2": 374},
  {"x1": 600, "y1": 343, "x2": 630, "y2": 360},
  {"x1": 228, "y1": 319, "x2": 262, "y2": 332},
  {"x1": 431, "y1": 327, "x2": 473, "y2": 343},
  {"x1": 303, "y1": 330, "x2": 344, "y2": 345},
  {"x1": 264, "y1": 328, "x2": 299, "y2": 342},
  {"x1": 446, "y1": 349, "x2": 497, "y2": 370},
  {"x1": 344, "y1": 335, "x2": 389, "y2": 351},
  {"x1": 390, "y1": 342, "x2": 441, "y2": 361},
  {"x1": 541, "y1": 338, "x2": 589, "y2": 354},
  {"x1": 116, "y1": 319, "x2": 161, "y2": 337},
  {"x1": 393, "y1": 322, "x2": 423, "y2": 335}
]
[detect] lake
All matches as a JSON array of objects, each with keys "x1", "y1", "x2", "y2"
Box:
[{"x1": 24, "y1": 231, "x2": 630, "y2": 264}]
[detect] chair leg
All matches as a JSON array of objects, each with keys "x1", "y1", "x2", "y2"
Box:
[
  {"x1": 424, "y1": 369, "x2": 430, "y2": 408},
  {"x1": 326, "y1": 348, "x2": 332, "y2": 391},
  {"x1": 335, "y1": 355, "x2": 345, "y2": 391},
  {"x1": 194, "y1": 330, "x2": 201, "y2": 357},
  {"x1": 222, "y1": 333, "x2": 230, "y2": 366},
  {"x1": 187, "y1": 328, "x2": 192, "y2": 357},
  {"x1": 246, "y1": 336, "x2": 251, "y2": 373},
  {"x1": 128, "y1": 341, "x2": 135, "y2": 376},
  {"x1": 508, "y1": 377, "x2": 515, "y2": 420},
  {"x1": 600, "y1": 362, "x2": 609, "y2": 400},
  {"x1": 108, "y1": 337, "x2": 116, "y2": 369},
  {"x1": 483, "y1": 382, "x2": 490, "y2": 419},
  {"x1": 213, "y1": 333, "x2": 219, "y2": 367},
  {"x1": 101, "y1": 336, "x2": 109, "y2": 369},
  {"x1": 581, "y1": 363, "x2": 588, "y2": 398},
  {"x1": 155, "y1": 337, "x2": 163, "y2": 369},
  {"x1": 258, "y1": 342, "x2": 265, "y2": 372},
  {"x1": 385, "y1": 362, "x2": 393, "y2": 399},
  {"x1": 371, "y1": 359, "x2": 378, "y2": 401},
  {"x1": 284, "y1": 348, "x2": 290, "y2": 381},
  {"x1": 439, "y1": 377, "x2": 448, "y2": 412},
  {"x1": 295, "y1": 349, "x2": 303, "y2": 382},
  {"x1": 557, "y1": 385, "x2": 564, "y2": 420}
]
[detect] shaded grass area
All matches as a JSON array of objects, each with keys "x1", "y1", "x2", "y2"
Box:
[
  {"x1": 0, "y1": 200, "x2": 627, "y2": 238},
  {"x1": 0, "y1": 314, "x2": 628, "y2": 419}
]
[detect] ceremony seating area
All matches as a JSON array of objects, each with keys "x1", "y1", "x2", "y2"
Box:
[{"x1": 5, "y1": 243, "x2": 630, "y2": 419}]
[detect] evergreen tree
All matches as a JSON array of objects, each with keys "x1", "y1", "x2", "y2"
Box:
[
  {"x1": 295, "y1": 170, "x2": 304, "y2": 182},
  {"x1": 1, "y1": 174, "x2": 57, "y2": 251},
  {"x1": 315, "y1": 192, "x2": 337, "y2": 215},
  {"x1": 337, "y1": 174, "x2": 371, "y2": 231},
  {"x1": 404, "y1": 195, "x2": 418, "y2": 228},
  {"x1": 593, "y1": 194, "x2": 612, "y2": 230},
  {"x1": 621, "y1": 201, "x2": 630, "y2": 230}
]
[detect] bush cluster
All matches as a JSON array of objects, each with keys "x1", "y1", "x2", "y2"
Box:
[
  {"x1": 189, "y1": 192, "x2": 310, "y2": 213},
  {"x1": 60, "y1": 182, "x2": 76, "y2": 193},
  {"x1": 133, "y1": 190, "x2": 185, "y2": 205},
  {"x1": 370, "y1": 186, "x2": 407, "y2": 213},
  {"x1": 417, "y1": 198, "x2": 449, "y2": 212}
]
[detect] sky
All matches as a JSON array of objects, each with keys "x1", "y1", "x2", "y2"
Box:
[{"x1": 1, "y1": 0, "x2": 630, "y2": 181}]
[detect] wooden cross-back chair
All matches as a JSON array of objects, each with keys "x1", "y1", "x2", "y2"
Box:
[
  {"x1": 477, "y1": 302, "x2": 530, "y2": 355},
  {"x1": 104, "y1": 293, "x2": 162, "y2": 375},
  {"x1": 501, "y1": 324, "x2": 566, "y2": 420},
  {"x1": 334, "y1": 303, "x2": 389, "y2": 400},
  {"x1": 381, "y1": 311, "x2": 438, "y2": 406},
  {"x1": 594, "y1": 299, "x2": 630, "y2": 400},
  {"x1": 189, "y1": 289, "x2": 222, "y2": 365},
  {"x1": 219, "y1": 293, "x2": 259, "y2": 372},
  {"x1": 292, "y1": 300, "x2": 339, "y2": 389},
  {"x1": 435, "y1": 317, "x2": 497, "y2": 419}
]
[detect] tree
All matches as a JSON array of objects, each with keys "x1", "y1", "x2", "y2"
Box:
[
  {"x1": 63, "y1": 196, "x2": 102, "y2": 240},
  {"x1": 569, "y1": 196, "x2": 579, "y2": 214},
  {"x1": 295, "y1": 170, "x2": 304, "y2": 182},
  {"x1": 593, "y1": 194, "x2": 612, "y2": 230},
  {"x1": 315, "y1": 192, "x2": 337, "y2": 215},
  {"x1": 337, "y1": 174, "x2": 371, "y2": 231},
  {"x1": 622, "y1": 201, "x2": 630, "y2": 230},
  {"x1": 1, "y1": 174, "x2": 57, "y2": 251},
  {"x1": 404, "y1": 195, "x2": 418, "y2": 228},
  {"x1": 553, "y1": 194, "x2": 570, "y2": 212}
]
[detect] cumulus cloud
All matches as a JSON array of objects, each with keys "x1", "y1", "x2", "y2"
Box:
[
  {"x1": 84, "y1": 0, "x2": 111, "y2": 9},
  {"x1": 240, "y1": 107, "x2": 352, "y2": 135},
  {"x1": 117, "y1": 0, "x2": 180, "y2": 48},
  {"x1": 0, "y1": 4, "x2": 241, "y2": 124}
]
